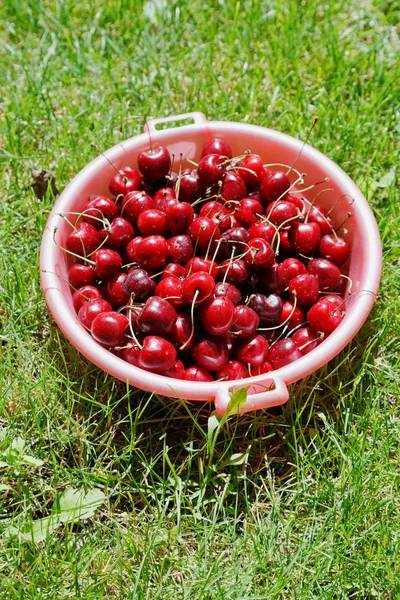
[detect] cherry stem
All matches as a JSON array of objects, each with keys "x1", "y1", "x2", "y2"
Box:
[
  {"x1": 340, "y1": 274, "x2": 353, "y2": 296},
  {"x1": 299, "y1": 335, "x2": 324, "y2": 352},
  {"x1": 263, "y1": 163, "x2": 303, "y2": 180},
  {"x1": 286, "y1": 116, "x2": 318, "y2": 176},
  {"x1": 331, "y1": 288, "x2": 376, "y2": 315},
  {"x1": 127, "y1": 297, "x2": 143, "y2": 349},
  {"x1": 204, "y1": 222, "x2": 222, "y2": 261},
  {"x1": 222, "y1": 245, "x2": 236, "y2": 286},
  {"x1": 52, "y1": 227, "x2": 95, "y2": 265},
  {"x1": 257, "y1": 296, "x2": 298, "y2": 332},
  {"x1": 335, "y1": 212, "x2": 352, "y2": 233},
  {"x1": 185, "y1": 157, "x2": 198, "y2": 167},
  {"x1": 175, "y1": 153, "x2": 183, "y2": 202},
  {"x1": 290, "y1": 177, "x2": 330, "y2": 194},
  {"x1": 304, "y1": 188, "x2": 334, "y2": 223},
  {"x1": 271, "y1": 214, "x2": 301, "y2": 253},
  {"x1": 326, "y1": 194, "x2": 355, "y2": 217},
  {"x1": 179, "y1": 289, "x2": 199, "y2": 350},
  {"x1": 91, "y1": 143, "x2": 126, "y2": 180}
]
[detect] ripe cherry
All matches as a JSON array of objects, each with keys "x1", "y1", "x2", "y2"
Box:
[
  {"x1": 78, "y1": 298, "x2": 112, "y2": 329},
  {"x1": 230, "y1": 305, "x2": 260, "y2": 338},
  {"x1": 121, "y1": 191, "x2": 155, "y2": 226},
  {"x1": 260, "y1": 171, "x2": 291, "y2": 205},
  {"x1": 267, "y1": 200, "x2": 298, "y2": 226},
  {"x1": 238, "y1": 155, "x2": 268, "y2": 187},
  {"x1": 248, "y1": 221, "x2": 275, "y2": 245},
  {"x1": 235, "y1": 334, "x2": 269, "y2": 367},
  {"x1": 72, "y1": 285, "x2": 103, "y2": 312},
  {"x1": 163, "y1": 359, "x2": 185, "y2": 379},
  {"x1": 221, "y1": 171, "x2": 247, "y2": 201},
  {"x1": 191, "y1": 336, "x2": 229, "y2": 371},
  {"x1": 291, "y1": 327, "x2": 321, "y2": 355},
  {"x1": 277, "y1": 300, "x2": 305, "y2": 329},
  {"x1": 68, "y1": 263, "x2": 96, "y2": 289},
  {"x1": 200, "y1": 138, "x2": 233, "y2": 159},
  {"x1": 235, "y1": 197, "x2": 263, "y2": 228},
  {"x1": 307, "y1": 205, "x2": 335, "y2": 236},
  {"x1": 181, "y1": 272, "x2": 215, "y2": 305},
  {"x1": 162, "y1": 263, "x2": 185, "y2": 279},
  {"x1": 250, "y1": 293, "x2": 283, "y2": 325},
  {"x1": 138, "y1": 336, "x2": 177, "y2": 373},
  {"x1": 214, "y1": 281, "x2": 242, "y2": 306},
  {"x1": 289, "y1": 222, "x2": 321, "y2": 254},
  {"x1": 219, "y1": 258, "x2": 249, "y2": 287},
  {"x1": 168, "y1": 314, "x2": 194, "y2": 349},
  {"x1": 308, "y1": 258, "x2": 341, "y2": 291},
  {"x1": 250, "y1": 360, "x2": 273, "y2": 376},
  {"x1": 153, "y1": 187, "x2": 177, "y2": 211},
  {"x1": 92, "y1": 248, "x2": 122, "y2": 279},
  {"x1": 178, "y1": 169, "x2": 206, "y2": 203},
  {"x1": 183, "y1": 366, "x2": 214, "y2": 382},
  {"x1": 137, "y1": 209, "x2": 168, "y2": 236},
  {"x1": 197, "y1": 153, "x2": 226, "y2": 185},
  {"x1": 216, "y1": 360, "x2": 249, "y2": 381},
  {"x1": 188, "y1": 217, "x2": 220, "y2": 253},
  {"x1": 155, "y1": 277, "x2": 186, "y2": 311},
  {"x1": 82, "y1": 196, "x2": 119, "y2": 228},
  {"x1": 103, "y1": 273, "x2": 130, "y2": 307},
  {"x1": 166, "y1": 202, "x2": 194, "y2": 233},
  {"x1": 109, "y1": 166, "x2": 141, "y2": 197},
  {"x1": 125, "y1": 236, "x2": 143, "y2": 263},
  {"x1": 319, "y1": 234, "x2": 350, "y2": 266},
  {"x1": 245, "y1": 238, "x2": 275, "y2": 269},
  {"x1": 122, "y1": 268, "x2": 156, "y2": 301},
  {"x1": 199, "y1": 297, "x2": 235, "y2": 335},
  {"x1": 102, "y1": 217, "x2": 134, "y2": 252},
  {"x1": 268, "y1": 339, "x2": 303, "y2": 369},
  {"x1": 185, "y1": 256, "x2": 218, "y2": 280},
  {"x1": 307, "y1": 297, "x2": 344, "y2": 334},
  {"x1": 117, "y1": 340, "x2": 141, "y2": 366},
  {"x1": 135, "y1": 235, "x2": 169, "y2": 270},
  {"x1": 288, "y1": 274, "x2": 319, "y2": 306},
  {"x1": 167, "y1": 235, "x2": 194, "y2": 265},
  {"x1": 65, "y1": 222, "x2": 101, "y2": 257},
  {"x1": 138, "y1": 145, "x2": 171, "y2": 182},
  {"x1": 219, "y1": 226, "x2": 250, "y2": 259},
  {"x1": 91, "y1": 311, "x2": 129, "y2": 347},
  {"x1": 137, "y1": 296, "x2": 177, "y2": 334}
]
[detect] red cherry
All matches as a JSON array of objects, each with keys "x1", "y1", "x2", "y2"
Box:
[
  {"x1": 183, "y1": 366, "x2": 214, "y2": 382},
  {"x1": 245, "y1": 238, "x2": 275, "y2": 269},
  {"x1": 68, "y1": 263, "x2": 96, "y2": 289},
  {"x1": 260, "y1": 171, "x2": 291, "y2": 205},
  {"x1": 166, "y1": 202, "x2": 194, "y2": 233},
  {"x1": 307, "y1": 205, "x2": 335, "y2": 236},
  {"x1": 109, "y1": 166, "x2": 141, "y2": 197},
  {"x1": 277, "y1": 300, "x2": 305, "y2": 330},
  {"x1": 288, "y1": 274, "x2": 319, "y2": 306},
  {"x1": 181, "y1": 272, "x2": 215, "y2": 305},
  {"x1": 125, "y1": 236, "x2": 143, "y2": 263},
  {"x1": 82, "y1": 196, "x2": 119, "y2": 228},
  {"x1": 197, "y1": 153, "x2": 226, "y2": 185},
  {"x1": 286, "y1": 194, "x2": 304, "y2": 211},
  {"x1": 249, "y1": 293, "x2": 283, "y2": 325},
  {"x1": 137, "y1": 296, "x2": 177, "y2": 334},
  {"x1": 121, "y1": 191, "x2": 155, "y2": 226},
  {"x1": 78, "y1": 298, "x2": 112, "y2": 329},
  {"x1": 135, "y1": 236, "x2": 169, "y2": 270},
  {"x1": 218, "y1": 259, "x2": 249, "y2": 287},
  {"x1": 289, "y1": 222, "x2": 321, "y2": 254},
  {"x1": 235, "y1": 197, "x2": 263, "y2": 228},
  {"x1": 138, "y1": 336, "x2": 177, "y2": 373},
  {"x1": 230, "y1": 305, "x2": 259, "y2": 338},
  {"x1": 167, "y1": 234, "x2": 194, "y2": 265},
  {"x1": 235, "y1": 334, "x2": 269, "y2": 367},
  {"x1": 199, "y1": 297, "x2": 235, "y2": 335},
  {"x1": 216, "y1": 360, "x2": 249, "y2": 381},
  {"x1": 259, "y1": 263, "x2": 285, "y2": 294},
  {"x1": 188, "y1": 217, "x2": 220, "y2": 252},
  {"x1": 200, "y1": 138, "x2": 233, "y2": 159},
  {"x1": 184, "y1": 257, "x2": 218, "y2": 280},
  {"x1": 276, "y1": 257, "x2": 307, "y2": 289},
  {"x1": 65, "y1": 222, "x2": 101, "y2": 257},
  {"x1": 122, "y1": 268, "x2": 156, "y2": 301},
  {"x1": 117, "y1": 340, "x2": 141, "y2": 366},
  {"x1": 307, "y1": 297, "x2": 344, "y2": 334},
  {"x1": 268, "y1": 339, "x2": 302, "y2": 369},
  {"x1": 237, "y1": 155, "x2": 268, "y2": 187},
  {"x1": 250, "y1": 360, "x2": 273, "y2": 376},
  {"x1": 248, "y1": 221, "x2": 275, "y2": 245},
  {"x1": 219, "y1": 226, "x2": 250, "y2": 259},
  {"x1": 191, "y1": 335, "x2": 229, "y2": 371},
  {"x1": 137, "y1": 209, "x2": 168, "y2": 236},
  {"x1": 168, "y1": 314, "x2": 194, "y2": 349},
  {"x1": 155, "y1": 277, "x2": 187, "y2": 311},
  {"x1": 279, "y1": 230, "x2": 291, "y2": 253},
  {"x1": 221, "y1": 171, "x2": 247, "y2": 201},
  {"x1": 319, "y1": 234, "x2": 350, "y2": 266},
  {"x1": 162, "y1": 263, "x2": 186, "y2": 279},
  {"x1": 93, "y1": 249, "x2": 123, "y2": 279},
  {"x1": 72, "y1": 285, "x2": 103, "y2": 312},
  {"x1": 103, "y1": 272, "x2": 129, "y2": 308},
  {"x1": 291, "y1": 327, "x2": 321, "y2": 355},
  {"x1": 153, "y1": 187, "x2": 177, "y2": 212},
  {"x1": 178, "y1": 169, "x2": 206, "y2": 203},
  {"x1": 91, "y1": 311, "x2": 129, "y2": 347},
  {"x1": 267, "y1": 200, "x2": 299, "y2": 226},
  {"x1": 214, "y1": 282, "x2": 242, "y2": 306},
  {"x1": 199, "y1": 200, "x2": 225, "y2": 221},
  {"x1": 138, "y1": 146, "x2": 171, "y2": 182},
  {"x1": 102, "y1": 217, "x2": 134, "y2": 252},
  {"x1": 308, "y1": 258, "x2": 341, "y2": 291},
  {"x1": 163, "y1": 359, "x2": 185, "y2": 379}
]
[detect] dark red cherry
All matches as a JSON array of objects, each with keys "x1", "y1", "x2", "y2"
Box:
[
  {"x1": 135, "y1": 236, "x2": 169, "y2": 270},
  {"x1": 72, "y1": 285, "x2": 103, "y2": 313},
  {"x1": 162, "y1": 263, "x2": 186, "y2": 280},
  {"x1": 91, "y1": 311, "x2": 129, "y2": 347},
  {"x1": 235, "y1": 334, "x2": 269, "y2": 367},
  {"x1": 178, "y1": 169, "x2": 206, "y2": 203},
  {"x1": 65, "y1": 222, "x2": 101, "y2": 257},
  {"x1": 307, "y1": 297, "x2": 344, "y2": 334},
  {"x1": 122, "y1": 268, "x2": 156, "y2": 301},
  {"x1": 200, "y1": 138, "x2": 233, "y2": 159},
  {"x1": 153, "y1": 187, "x2": 177, "y2": 212},
  {"x1": 277, "y1": 300, "x2": 305, "y2": 330},
  {"x1": 245, "y1": 238, "x2": 275, "y2": 269},
  {"x1": 138, "y1": 336, "x2": 177, "y2": 373},
  {"x1": 103, "y1": 272, "x2": 130, "y2": 308},
  {"x1": 230, "y1": 305, "x2": 259, "y2": 338},
  {"x1": 125, "y1": 236, "x2": 143, "y2": 263},
  {"x1": 200, "y1": 200, "x2": 225, "y2": 221},
  {"x1": 168, "y1": 314, "x2": 194, "y2": 349},
  {"x1": 308, "y1": 258, "x2": 341, "y2": 291},
  {"x1": 121, "y1": 191, "x2": 155, "y2": 226},
  {"x1": 163, "y1": 359, "x2": 185, "y2": 379},
  {"x1": 286, "y1": 194, "x2": 305, "y2": 211},
  {"x1": 319, "y1": 234, "x2": 350, "y2": 266},
  {"x1": 93, "y1": 249, "x2": 123, "y2": 279},
  {"x1": 214, "y1": 282, "x2": 242, "y2": 306},
  {"x1": 235, "y1": 197, "x2": 263, "y2": 228},
  {"x1": 102, "y1": 217, "x2": 134, "y2": 252},
  {"x1": 259, "y1": 263, "x2": 285, "y2": 295},
  {"x1": 218, "y1": 259, "x2": 249, "y2": 287},
  {"x1": 216, "y1": 360, "x2": 249, "y2": 381},
  {"x1": 221, "y1": 171, "x2": 247, "y2": 201},
  {"x1": 181, "y1": 272, "x2": 215, "y2": 305},
  {"x1": 117, "y1": 340, "x2": 141, "y2": 366},
  {"x1": 307, "y1": 205, "x2": 335, "y2": 236},
  {"x1": 279, "y1": 230, "x2": 291, "y2": 253},
  {"x1": 219, "y1": 226, "x2": 250, "y2": 259},
  {"x1": 250, "y1": 360, "x2": 273, "y2": 376},
  {"x1": 197, "y1": 153, "x2": 226, "y2": 185},
  {"x1": 288, "y1": 274, "x2": 319, "y2": 306},
  {"x1": 260, "y1": 171, "x2": 291, "y2": 205},
  {"x1": 167, "y1": 234, "x2": 194, "y2": 265},
  {"x1": 267, "y1": 200, "x2": 299, "y2": 226},
  {"x1": 137, "y1": 296, "x2": 177, "y2": 334},
  {"x1": 188, "y1": 217, "x2": 220, "y2": 252},
  {"x1": 78, "y1": 298, "x2": 112, "y2": 329},
  {"x1": 199, "y1": 297, "x2": 235, "y2": 335},
  {"x1": 137, "y1": 209, "x2": 168, "y2": 236},
  {"x1": 238, "y1": 155, "x2": 268, "y2": 188},
  {"x1": 191, "y1": 335, "x2": 229, "y2": 371},
  {"x1": 166, "y1": 202, "x2": 194, "y2": 233},
  {"x1": 185, "y1": 256, "x2": 218, "y2": 280},
  {"x1": 138, "y1": 146, "x2": 171, "y2": 182},
  {"x1": 277, "y1": 257, "x2": 307, "y2": 288},
  {"x1": 82, "y1": 196, "x2": 119, "y2": 228},
  {"x1": 248, "y1": 221, "x2": 275, "y2": 245},
  {"x1": 249, "y1": 293, "x2": 283, "y2": 325},
  {"x1": 291, "y1": 327, "x2": 322, "y2": 355},
  {"x1": 183, "y1": 366, "x2": 214, "y2": 382},
  {"x1": 68, "y1": 263, "x2": 96, "y2": 289},
  {"x1": 109, "y1": 166, "x2": 141, "y2": 197},
  {"x1": 155, "y1": 277, "x2": 186, "y2": 311},
  {"x1": 268, "y1": 339, "x2": 302, "y2": 369},
  {"x1": 289, "y1": 222, "x2": 321, "y2": 254}
]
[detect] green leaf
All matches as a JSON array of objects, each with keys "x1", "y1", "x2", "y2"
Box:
[
  {"x1": 21, "y1": 454, "x2": 44, "y2": 467},
  {"x1": 0, "y1": 483, "x2": 11, "y2": 491},
  {"x1": 221, "y1": 452, "x2": 249, "y2": 468},
  {"x1": 11, "y1": 437, "x2": 26, "y2": 453},
  {"x1": 4, "y1": 516, "x2": 61, "y2": 543},
  {"x1": 376, "y1": 167, "x2": 396, "y2": 189},
  {"x1": 207, "y1": 412, "x2": 220, "y2": 447},
  {"x1": 224, "y1": 387, "x2": 248, "y2": 419},
  {"x1": 54, "y1": 488, "x2": 106, "y2": 523},
  {"x1": 0, "y1": 461, "x2": 9, "y2": 468}
]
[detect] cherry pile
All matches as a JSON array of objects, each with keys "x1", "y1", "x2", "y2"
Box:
[{"x1": 57, "y1": 136, "x2": 351, "y2": 383}]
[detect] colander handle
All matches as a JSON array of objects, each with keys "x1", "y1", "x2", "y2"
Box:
[
  {"x1": 144, "y1": 112, "x2": 208, "y2": 134},
  {"x1": 214, "y1": 374, "x2": 289, "y2": 417}
]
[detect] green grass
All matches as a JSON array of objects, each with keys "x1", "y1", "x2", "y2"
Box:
[{"x1": 0, "y1": 0, "x2": 399, "y2": 598}]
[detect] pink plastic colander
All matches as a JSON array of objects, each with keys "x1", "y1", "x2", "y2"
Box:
[{"x1": 40, "y1": 112, "x2": 382, "y2": 416}]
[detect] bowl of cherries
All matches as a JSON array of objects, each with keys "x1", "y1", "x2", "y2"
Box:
[{"x1": 40, "y1": 112, "x2": 382, "y2": 416}]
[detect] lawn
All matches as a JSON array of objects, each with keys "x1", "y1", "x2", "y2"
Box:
[{"x1": 0, "y1": 0, "x2": 399, "y2": 598}]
